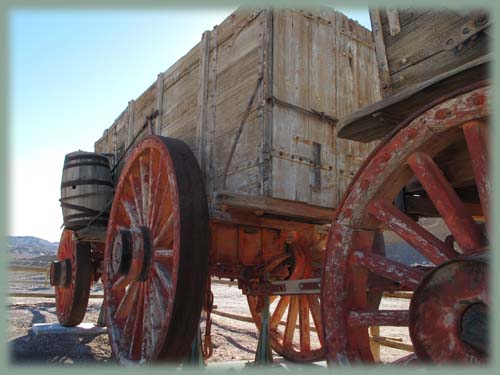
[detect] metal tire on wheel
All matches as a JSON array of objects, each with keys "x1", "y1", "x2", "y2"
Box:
[
  {"x1": 103, "y1": 135, "x2": 209, "y2": 364},
  {"x1": 321, "y1": 84, "x2": 490, "y2": 364},
  {"x1": 52, "y1": 229, "x2": 92, "y2": 327}
]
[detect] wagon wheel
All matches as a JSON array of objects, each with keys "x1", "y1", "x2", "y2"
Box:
[
  {"x1": 103, "y1": 135, "x2": 209, "y2": 363},
  {"x1": 321, "y1": 84, "x2": 490, "y2": 364},
  {"x1": 51, "y1": 229, "x2": 92, "y2": 326},
  {"x1": 247, "y1": 232, "x2": 327, "y2": 362}
]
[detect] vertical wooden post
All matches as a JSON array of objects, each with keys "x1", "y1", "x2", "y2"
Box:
[
  {"x1": 206, "y1": 26, "x2": 218, "y2": 208},
  {"x1": 155, "y1": 72, "x2": 164, "y2": 135},
  {"x1": 126, "y1": 99, "x2": 136, "y2": 148},
  {"x1": 197, "y1": 30, "x2": 211, "y2": 172},
  {"x1": 369, "y1": 9, "x2": 392, "y2": 97},
  {"x1": 260, "y1": 8, "x2": 274, "y2": 197}
]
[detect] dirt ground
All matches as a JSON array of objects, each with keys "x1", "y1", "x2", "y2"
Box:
[{"x1": 8, "y1": 274, "x2": 412, "y2": 367}]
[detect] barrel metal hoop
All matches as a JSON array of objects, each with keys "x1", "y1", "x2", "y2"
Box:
[
  {"x1": 61, "y1": 179, "x2": 114, "y2": 188},
  {"x1": 60, "y1": 202, "x2": 108, "y2": 216},
  {"x1": 60, "y1": 190, "x2": 113, "y2": 202},
  {"x1": 64, "y1": 161, "x2": 110, "y2": 169},
  {"x1": 64, "y1": 153, "x2": 110, "y2": 164}
]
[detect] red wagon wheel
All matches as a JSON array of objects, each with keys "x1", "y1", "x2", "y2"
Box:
[
  {"x1": 51, "y1": 229, "x2": 92, "y2": 326},
  {"x1": 321, "y1": 84, "x2": 490, "y2": 364},
  {"x1": 247, "y1": 233, "x2": 326, "y2": 362},
  {"x1": 103, "y1": 135, "x2": 209, "y2": 363}
]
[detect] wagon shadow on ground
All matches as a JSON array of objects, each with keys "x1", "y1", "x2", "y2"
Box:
[
  {"x1": 9, "y1": 333, "x2": 113, "y2": 364},
  {"x1": 8, "y1": 302, "x2": 113, "y2": 365}
]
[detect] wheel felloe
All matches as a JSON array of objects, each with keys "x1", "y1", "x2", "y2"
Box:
[{"x1": 54, "y1": 230, "x2": 92, "y2": 327}]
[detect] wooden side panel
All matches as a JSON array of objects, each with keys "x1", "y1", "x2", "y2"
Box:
[
  {"x1": 211, "y1": 11, "x2": 265, "y2": 196},
  {"x1": 160, "y1": 49, "x2": 201, "y2": 156},
  {"x1": 378, "y1": 9, "x2": 489, "y2": 93},
  {"x1": 271, "y1": 9, "x2": 338, "y2": 207},
  {"x1": 335, "y1": 12, "x2": 381, "y2": 203}
]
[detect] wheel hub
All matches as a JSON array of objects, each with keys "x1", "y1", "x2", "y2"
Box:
[
  {"x1": 50, "y1": 259, "x2": 71, "y2": 287},
  {"x1": 409, "y1": 255, "x2": 488, "y2": 362},
  {"x1": 111, "y1": 226, "x2": 153, "y2": 281}
]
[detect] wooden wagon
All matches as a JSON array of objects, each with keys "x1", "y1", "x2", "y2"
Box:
[{"x1": 50, "y1": 7, "x2": 490, "y2": 365}]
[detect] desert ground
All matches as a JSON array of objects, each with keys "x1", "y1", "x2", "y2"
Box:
[{"x1": 8, "y1": 268, "x2": 412, "y2": 366}]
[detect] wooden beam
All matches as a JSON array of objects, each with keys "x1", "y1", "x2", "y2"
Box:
[
  {"x1": 214, "y1": 191, "x2": 334, "y2": 224},
  {"x1": 197, "y1": 30, "x2": 211, "y2": 170},
  {"x1": 369, "y1": 8, "x2": 392, "y2": 97},
  {"x1": 126, "y1": 99, "x2": 136, "y2": 148},
  {"x1": 155, "y1": 72, "x2": 164, "y2": 135},
  {"x1": 261, "y1": 8, "x2": 274, "y2": 196}
]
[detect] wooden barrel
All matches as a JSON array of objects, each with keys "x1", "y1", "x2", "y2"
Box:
[{"x1": 60, "y1": 151, "x2": 114, "y2": 230}]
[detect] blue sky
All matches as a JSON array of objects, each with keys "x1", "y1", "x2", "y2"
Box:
[{"x1": 9, "y1": 7, "x2": 370, "y2": 242}]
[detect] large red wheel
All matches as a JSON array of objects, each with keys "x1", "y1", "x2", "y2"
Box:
[
  {"x1": 321, "y1": 84, "x2": 489, "y2": 364},
  {"x1": 51, "y1": 229, "x2": 92, "y2": 326},
  {"x1": 103, "y1": 135, "x2": 209, "y2": 363},
  {"x1": 247, "y1": 232, "x2": 326, "y2": 362}
]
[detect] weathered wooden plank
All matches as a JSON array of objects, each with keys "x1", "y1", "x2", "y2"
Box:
[
  {"x1": 214, "y1": 191, "x2": 334, "y2": 223},
  {"x1": 369, "y1": 8, "x2": 392, "y2": 97},
  {"x1": 155, "y1": 72, "x2": 164, "y2": 135},
  {"x1": 197, "y1": 30, "x2": 211, "y2": 169},
  {"x1": 94, "y1": 7, "x2": 381, "y2": 217},
  {"x1": 126, "y1": 100, "x2": 135, "y2": 148},
  {"x1": 337, "y1": 55, "x2": 489, "y2": 142}
]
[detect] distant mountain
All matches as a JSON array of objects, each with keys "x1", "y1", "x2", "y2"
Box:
[{"x1": 8, "y1": 236, "x2": 58, "y2": 258}]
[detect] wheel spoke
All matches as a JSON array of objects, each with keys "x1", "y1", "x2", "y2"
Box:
[
  {"x1": 270, "y1": 296, "x2": 290, "y2": 329},
  {"x1": 148, "y1": 151, "x2": 165, "y2": 227},
  {"x1": 284, "y1": 296, "x2": 299, "y2": 347},
  {"x1": 141, "y1": 282, "x2": 153, "y2": 361},
  {"x1": 153, "y1": 262, "x2": 173, "y2": 293},
  {"x1": 147, "y1": 149, "x2": 154, "y2": 227},
  {"x1": 463, "y1": 120, "x2": 490, "y2": 224},
  {"x1": 153, "y1": 214, "x2": 174, "y2": 248},
  {"x1": 153, "y1": 249, "x2": 174, "y2": 259},
  {"x1": 352, "y1": 250, "x2": 424, "y2": 290},
  {"x1": 112, "y1": 275, "x2": 130, "y2": 292},
  {"x1": 139, "y1": 155, "x2": 150, "y2": 224},
  {"x1": 307, "y1": 295, "x2": 324, "y2": 345},
  {"x1": 348, "y1": 310, "x2": 409, "y2": 327},
  {"x1": 128, "y1": 174, "x2": 144, "y2": 225},
  {"x1": 407, "y1": 151, "x2": 485, "y2": 253},
  {"x1": 368, "y1": 199, "x2": 456, "y2": 264},
  {"x1": 299, "y1": 295, "x2": 311, "y2": 351},
  {"x1": 114, "y1": 282, "x2": 139, "y2": 321},
  {"x1": 151, "y1": 180, "x2": 172, "y2": 234},
  {"x1": 122, "y1": 201, "x2": 140, "y2": 227},
  {"x1": 129, "y1": 285, "x2": 145, "y2": 360},
  {"x1": 149, "y1": 277, "x2": 166, "y2": 350}
]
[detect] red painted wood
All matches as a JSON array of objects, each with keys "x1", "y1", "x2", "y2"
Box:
[
  {"x1": 463, "y1": 120, "x2": 489, "y2": 224},
  {"x1": 407, "y1": 151, "x2": 485, "y2": 253},
  {"x1": 368, "y1": 198, "x2": 456, "y2": 263},
  {"x1": 351, "y1": 250, "x2": 424, "y2": 290},
  {"x1": 347, "y1": 310, "x2": 409, "y2": 327}
]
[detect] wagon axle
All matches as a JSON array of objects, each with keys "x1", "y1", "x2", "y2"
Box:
[
  {"x1": 110, "y1": 226, "x2": 153, "y2": 282},
  {"x1": 409, "y1": 255, "x2": 488, "y2": 361},
  {"x1": 49, "y1": 259, "x2": 71, "y2": 287}
]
